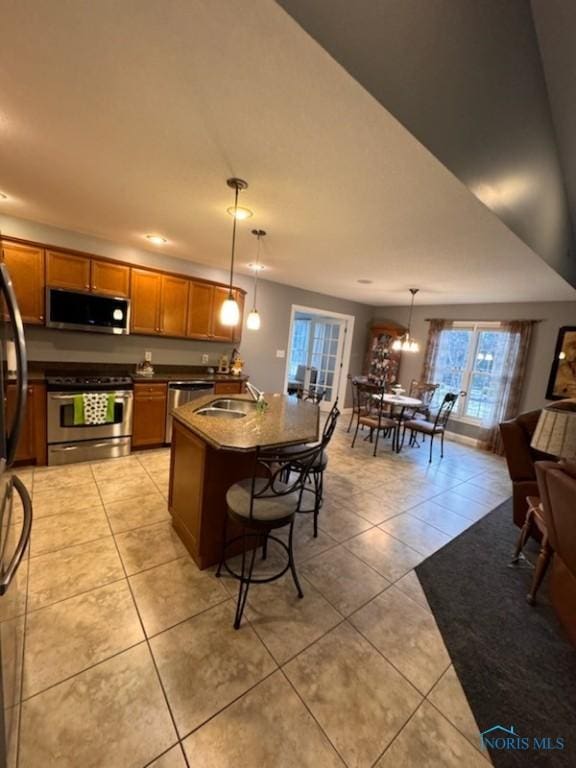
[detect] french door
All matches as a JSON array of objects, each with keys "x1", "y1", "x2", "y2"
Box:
[{"x1": 287, "y1": 313, "x2": 346, "y2": 410}]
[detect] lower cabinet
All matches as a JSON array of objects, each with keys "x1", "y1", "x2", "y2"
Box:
[
  {"x1": 6, "y1": 382, "x2": 47, "y2": 465},
  {"x1": 213, "y1": 381, "x2": 245, "y2": 395},
  {"x1": 132, "y1": 382, "x2": 168, "y2": 448}
]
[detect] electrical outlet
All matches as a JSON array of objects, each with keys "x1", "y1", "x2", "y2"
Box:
[
  {"x1": 201, "y1": 354, "x2": 209, "y2": 364},
  {"x1": 144, "y1": 351, "x2": 152, "y2": 362},
  {"x1": 276, "y1": 350, "x2": 286, "y2": 359}
]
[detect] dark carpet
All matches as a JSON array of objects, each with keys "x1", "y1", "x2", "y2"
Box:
[{"x1": 416, "y1": 498, "x2": 576, "y2": 768}]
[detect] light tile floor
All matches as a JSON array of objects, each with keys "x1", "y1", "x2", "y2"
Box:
[{"x1": 9, "y1": 421, "x2": 509, "y2": 767}]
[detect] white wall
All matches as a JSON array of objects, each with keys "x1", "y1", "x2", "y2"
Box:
[{"x1": 1, "y1": 214, "x2": 372, "y2": 393}]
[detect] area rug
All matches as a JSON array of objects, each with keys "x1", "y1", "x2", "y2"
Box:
[{"x1": 416, "y1": 498, "x2": 576, "y2": 767}]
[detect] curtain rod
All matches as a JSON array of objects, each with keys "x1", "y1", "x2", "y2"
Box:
[{"x1": 423, "y1": 318, "x2": 543, "y2": 323}]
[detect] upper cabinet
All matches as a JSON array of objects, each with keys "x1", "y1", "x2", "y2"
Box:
[
  {"x1": 46, "y1": 251, "x2": 90, "y2": 291},
  {"x1": 130, "y1": 269, "x2": 162, "y2": 334},
  {"x1": 187, "y1": 281, "x2": 214, "y2": 338},
  {"x1": 1, "y1": 242, "x2": 45, "y2": 324},
  {"x1": 47, "y1": 250, "x2": 130, "y2": 297},
  {"x1": 160, "y1": 275, "x2": 189, "y2": 337},
  {"x1": 91, "y1": 260, "x2": 130, "y2": 297},
  {"x1": 0, "y1": 237, "x2": 244, "y2": 340}
]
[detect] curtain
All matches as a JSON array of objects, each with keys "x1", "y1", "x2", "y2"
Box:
[
  {"x1": 421, "y1": 319, "x2": 453, "y2": 382},
  {"x1": 482, "y1": 320, "x2": 534, "y2": 453}
]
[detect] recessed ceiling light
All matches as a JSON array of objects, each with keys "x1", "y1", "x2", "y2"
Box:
[
  {"x1": 248, "y1": 262, "x2": 265, "y2": 271},
  {"x1": 0, "y1": 192, "x2": 8, "y2": 200},
  {"x1": 227, "y1": 206, "x2": 253, "y2": 220},
  {"x1": 357, "y1": 279, "x2": 373, "y2": 284},
  {"x1": 145, "y1": 234, "x2": 167, "y2": 245}
]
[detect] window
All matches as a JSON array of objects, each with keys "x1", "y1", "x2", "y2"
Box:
[{"x1": 431, "y1": 323, "x2": 513, "y2": 422}]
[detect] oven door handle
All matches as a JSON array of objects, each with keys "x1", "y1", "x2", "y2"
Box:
[
  {"x1": 50, "y1": 442, "x2": 119, "y2": 452},
  {"x1": 0, "y1": 263, "x2": 28, "y2": 467},
  {"x1": 0, "y1": 476, "x2": 32, "y2": 596}
]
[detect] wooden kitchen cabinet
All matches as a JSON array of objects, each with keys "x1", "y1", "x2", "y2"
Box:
[
  {"x1": 160, "y1": 275, "x2": 188, "y2": 337},
  {"x1": 132, "y1": 382, "x2": 167, "y2": 448},
  {"x1": 232, "y1": 290, "x2": 245, "y2": 344},
  {"x1": 91, "y1": 259, "x2": 130, "y2": 297},
  {"x1": 5, "y1": 382, "x2": 47, "y2": 465},
  {"x1": 130, "y1": 269, "x2": 162, "y2": 335},
  {"x1": 46, "y1": 251, "x2": 91, "y2": 291},
  {"x1": 213, "y1": 381, "x2": 245, "y2": 395},
  {"x1": 1, "y1": 242, "x2": 45, "y2": 324},
  {"x1": 211, "y1": 286, "x2": 235, "y2": 342},
  {"x1": 187, "y1": 281, "x2": 214, "y2": 339}
]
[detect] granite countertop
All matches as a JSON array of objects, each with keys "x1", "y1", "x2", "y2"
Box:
[
  {"x1": 132, "y1": 372, "x2": 249, "y2": 383},
  {"x1": 172, "y1": 393, "x2": 320, "y2": 452}
]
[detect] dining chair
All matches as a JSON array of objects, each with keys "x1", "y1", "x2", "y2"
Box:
[
  {"x1": 407, "y1": 380, "x2": 439, "y2": 420},
  {"x1": 346, "y1": 375, "x2": 361, "y2": 432},
  {"x1": 400, "y1": 392, "x2": 459, "y2": 462},
  {"x1": 296, "y1": 386, "x2": 326, "y2": 405},
  {"x1": 351, "y1": 381, "x2": 398, "y2": 456},
  {"x1": 217, "y1": 441, "x2": 323, "y2": 629}
]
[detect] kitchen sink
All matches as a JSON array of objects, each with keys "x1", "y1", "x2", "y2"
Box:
[
  {"x1": 210, "y1": 399, "x2": 258, "y2": 413},
  {"x1": 195, "y1": 398, "x2": 258, "y2": 419},
  {"x1": 196, "y1": 407, "x2": 247, "y2": 419}
]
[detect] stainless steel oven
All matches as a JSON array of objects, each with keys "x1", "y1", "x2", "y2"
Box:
[{"x1": 46, "y1": 375, "x2": 134, "y2": 465}]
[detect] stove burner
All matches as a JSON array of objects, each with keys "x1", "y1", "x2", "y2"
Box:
[{"x1": 46, "y1": 373, "x2": 133, "y2": 391}]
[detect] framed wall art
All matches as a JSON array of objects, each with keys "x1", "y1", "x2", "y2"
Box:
[{"x1": 546, "y1": 326, "x2": 576, "y2": 400}]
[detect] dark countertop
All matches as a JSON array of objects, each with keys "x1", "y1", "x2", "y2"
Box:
[
  {"x1": 25, "y1": 363, "x2": 248, "y2": 385},
  {"x1": 132, "y1": 373, "x2": 249, "y2": 383},
  {"x1": 172, "y1": 393, "x2": 320, "y2": 452}
]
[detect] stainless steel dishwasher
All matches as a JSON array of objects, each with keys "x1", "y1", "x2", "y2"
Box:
[{"x1": 165, "y1": 381, "x2": 215, "y2": 442}]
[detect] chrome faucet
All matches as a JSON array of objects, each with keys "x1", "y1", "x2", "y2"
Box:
[{"x1": 245, "y1": 381, "x2": 264, "y2": 402}]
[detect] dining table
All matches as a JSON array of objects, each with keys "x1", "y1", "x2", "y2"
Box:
[{"x1": 372, "y1": 393, "x2": 423, "y2": 452}]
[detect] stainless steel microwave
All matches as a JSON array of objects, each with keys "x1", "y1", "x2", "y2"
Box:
[{"x1": 46, "y1": 287, "x2": 131, "y2": 335}]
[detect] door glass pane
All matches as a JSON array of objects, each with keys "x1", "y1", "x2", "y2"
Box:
[
  {"x1": 288, "y1": 318, "x2": 310, "y2": 382},
  {"x1": 432, "y1": 329, "x2": 472, "y2": 406},
  {"x1": 464, "y1": 330, "x2": 510, "y2": 420}
]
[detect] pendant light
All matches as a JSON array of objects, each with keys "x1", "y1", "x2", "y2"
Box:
[
  {"x1": 247, "y1": 229, "x2": 265, "y2": 331},
  {"x1": 220, "y1": 177, "x2": 248, "y2": 326},
  {"x1": 392, "y1": 288, "x2": 420, "y2": 353}
]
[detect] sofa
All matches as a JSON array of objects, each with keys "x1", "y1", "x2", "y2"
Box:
[
  {"x1": 535, "y1": 460, "x2": 576, "y2": 647},
  {"x1": 500, "y1": 410, "x2": 554, "y2": 529}
]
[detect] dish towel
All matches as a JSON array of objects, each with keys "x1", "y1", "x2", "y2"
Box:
[{"x1": 73, "y1": 393, "x2": 115, "y2": 425}]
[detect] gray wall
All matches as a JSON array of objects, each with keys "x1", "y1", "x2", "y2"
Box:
[
  {"x1": 0, "y1": 214, "x2": 372, "y2": 394},
  {"x1": 374, "y1": 301, "x2": 576, "y2": 439},
  {"x1": 277, "y1": 0, "x2": 576, "y2": 285}
]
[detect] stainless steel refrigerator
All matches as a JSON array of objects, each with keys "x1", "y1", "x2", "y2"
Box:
[{"x1": 0, "y1": 262, "x2": 33, "y2": 768}]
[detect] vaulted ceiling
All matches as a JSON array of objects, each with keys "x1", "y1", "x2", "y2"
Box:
[{"x1": 0, "y1": 0, "x2": 574, "y2": 306}]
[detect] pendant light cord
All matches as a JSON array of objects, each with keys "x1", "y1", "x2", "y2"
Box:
[
  {"x1": 253, "y1": 233, "x2": 261, "y2": 309},
  {"x1": 228, "y1": 184, "x2": 239, "y2": 298}
]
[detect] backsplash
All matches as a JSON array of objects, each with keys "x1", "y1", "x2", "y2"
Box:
[{"x1": 24, "y1": 326, "x2": 234, "y2": 369}]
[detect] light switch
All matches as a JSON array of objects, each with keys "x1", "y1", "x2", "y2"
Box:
[{"x1": 276, "y1": 350, "x2": 286, "y2": 359}]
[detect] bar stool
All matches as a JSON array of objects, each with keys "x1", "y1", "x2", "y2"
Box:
[
  {"x1": 216, "y1": 442, "x2": 323, "y2": 629},
  {"x1": 283, "y1": 400, "x2": 340, "y2": 536}
]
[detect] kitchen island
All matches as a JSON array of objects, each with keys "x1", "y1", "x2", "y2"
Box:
[{"x1": 168, "y1": 393, "x2": 320, "y2": 569}]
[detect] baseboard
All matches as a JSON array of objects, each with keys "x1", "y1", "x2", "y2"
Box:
[{"x1": 445, "y1": 431, "x2": 483, "y2": 449}]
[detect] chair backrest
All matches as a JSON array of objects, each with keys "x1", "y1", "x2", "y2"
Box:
[
  {"x1": 296, "y1": 387, "x2": 326, "y2": 404},
  {"x1": 321, "y1": 399, "x2": 340, "y2": 445},
  {"x1": 295, "y1": 364, "x2": 307, "y2": 383},
  {"x1": 434, "y1": 392, "x2": 459, "y2": 428},
  {"x1": 249, "y1": 442, "x2": 323, "y2": 519},
  {"x1": 409, "y1": 380, "x2": 439, "y2": 407}
]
